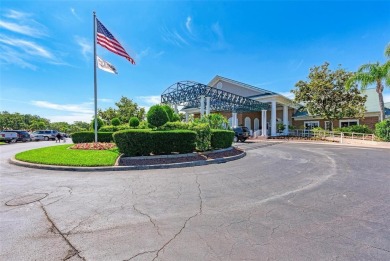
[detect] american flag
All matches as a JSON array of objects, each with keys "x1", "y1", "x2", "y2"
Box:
[{"x1": 96, "y1": 18, "x2": 135, "y2": 65}]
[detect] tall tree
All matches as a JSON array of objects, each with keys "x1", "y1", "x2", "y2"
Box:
[
  {"x1": 292, "y1": 62, "x2": 367, "y2": 129},
  {"x1": 385, "y1": 43, "x2": 390, "y2": 58},
  {"x1": 115, "y1": 96, "x2": 142, "y2": 123},
  {"x1": 346, "y1": 61, "x2": 390, "y2": 121}
]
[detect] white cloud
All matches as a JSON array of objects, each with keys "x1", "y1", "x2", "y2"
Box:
[
  {"x1": 31, "y1": 100, "x2": 94, "y2": 114},
  {"x1": 210, "y1": 22, "x2": 228, "y2": 50},
  {"x1": 186, "y1": 16, "x2": 192, "y2": 33},
  {"x1": 161, "y1": 26, "x2": 189, "y2": 47},
  {"x1": 48, "y1": 113, "x2": 93, "y2": 124},
  {"x1": 0, "y1": 10, "x2": 47, "y2": 38},
  {"x1": 136, "y1": 96, "x2": 161, "y2": 105},
  {"x1": 75, "y1": 36, "x2": 92, "y2": 60},
  {"x1": 0, "y1": 35, "x2": 53, "y2": 59},
  {"x1": 0, "y1": 20, "x2": 47, "y2": 38},
  {"x1": 70, "y1": 8, "x2": 82, "y2": 21},
  {"x1": 4, "y1": 10, "x2": 29, "y2": 19},
  {"x1": 0, "y1": 44, "x2": 37, "y2": 69},
  {"x1": 98, "y1": 98, "x2": 113, "y2": 103},
  {"x1": 278, "y1": 91, "x2": 295, "y2": 100},
  {"x1": 137, "y1": 47, "x2": 150, "y2": 61}
]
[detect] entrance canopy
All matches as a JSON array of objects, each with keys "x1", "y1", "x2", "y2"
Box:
[{"x1": 161, "y1": 81, "x2": 269, "y2": 112}]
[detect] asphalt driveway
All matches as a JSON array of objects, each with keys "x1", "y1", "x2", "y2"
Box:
[{"x1": 1, "y1": 141, "x2": 389, "y2": 260}]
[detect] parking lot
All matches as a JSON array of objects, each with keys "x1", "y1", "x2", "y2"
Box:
[{"x1": 1, "y1": 141, "x2": 389, "y2": 260}]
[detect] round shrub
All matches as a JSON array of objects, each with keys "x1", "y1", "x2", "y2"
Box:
[
  {"x1": 161, "y1": 104, "x2": 175, "y2": 122},
  {"x1": 129, "y1": 117, "x2": 140, "y2": 128},
  {"x1": 375, "y1": 119, "x2": 390, "y2": 141},
  {"x1": 147, "y1": 105, "x2": 169, "y2": 128},
  {"x1": 211, "y1": 130, "x2": 234, "y2": 149},
  {"x1": 111, "y1": 118, "x2": 121, "y2": 126},
  {"x1": 90, "y1": 117, "x2": 104, "y2": 131}
]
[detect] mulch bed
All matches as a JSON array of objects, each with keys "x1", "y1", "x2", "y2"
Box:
[{"x1": 119, "y1": 147, "x2": 244, "y2": 166}]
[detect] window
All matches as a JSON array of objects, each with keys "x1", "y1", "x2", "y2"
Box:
[
  {"x1": 304, "y1": 121, "x2": 319, "y2": 129},
  {"x1": 339, "y1": 120, "x2": 359, "y2": 128},
  {"x1": 325, "y1": 121, "x2": 332, "y2": 130}
]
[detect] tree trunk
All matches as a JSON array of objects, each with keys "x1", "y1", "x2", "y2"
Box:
[{"x1": 376, "y1": 80, "x2": 385, "y2": 121}]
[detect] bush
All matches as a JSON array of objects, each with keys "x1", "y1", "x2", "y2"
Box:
[
  {"x1": 129, "y1": 117, "x2": 140, "y2": 128},
  {"x1": 147, "y1": 105, "x2": 169, "y2": 128},
  {"x1": 111, "y1": 118, "x2": 120, "y2": 126},
  {"x1": 99, "y1": 125, "x2": 131, "y2": 132},
  {"x1": 190, "y1": 123, "x2": 211, "y2": 151},
  {"x1": 171, "y1": 113, "x2": 181, "y2": 122},
  {"x1": 335, "y1": 125, "x2": 373, "y2": 134},
  {"x1": 196, "y1": 114, "x2": 229, "y2": 130},
  {"x1": 138, "y1": 121, "x2": 151, "y2": 129},
  {"x1": 72, "y1": 131, "x2": 114, "y2": 143},
  {"x1": 113, "y1": 129, "x2": 196, "y2": 156},
  {"x1": 158, "y1": 121, "x2": 190, "y2": 130},
  {"x1": 375, "y1": 119, "x2": 390, "y2": 141},
  {"x1": 211, "y1": 130, "x2": 234, "y2": 149}
]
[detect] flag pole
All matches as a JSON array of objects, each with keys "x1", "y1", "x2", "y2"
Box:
[{"x1": 93, "y1": 11, "x2": 98, "y2": 143}]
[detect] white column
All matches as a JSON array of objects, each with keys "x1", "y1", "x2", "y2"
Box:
[
  {"x1": 206, "y1": 97, "x2": 211, "y2": 115},
  {"x1": 200, "y1": 95, "x2": 205, "y2": 117},
  {"x1": 271, "y1": 101, "x2": 277, "y2": 136},
  {"x1": 174, "y1": 104, "x2": 178, "y2": 114},
  {"x1": 185, "y1": 112, "x2": 189, "y2": 122},
  {"x1": 283, "y1": 105, "x2": 289, "y2": 135},
  {"x1": 262, "y1": 110, "x2": 267, "y2": 136},
  {"x1": 232, "y1": 112, "x2": 237, "y2": 127}
]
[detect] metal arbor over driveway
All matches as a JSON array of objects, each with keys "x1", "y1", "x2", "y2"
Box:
[{"x1": 161, "y1": 81, "x2": 270, "y2": 113}]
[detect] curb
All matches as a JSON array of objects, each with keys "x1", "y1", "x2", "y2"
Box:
[{"x1": 9, "y1": 150, "x2": 246, "y2": 172}]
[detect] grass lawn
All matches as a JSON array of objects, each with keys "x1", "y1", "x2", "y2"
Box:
[
  {"x1": 15, "y1": 144, "x2": 120, "y2": 167},
  {"x1": 0, "y1": 142, "x2": 6, "y2": 145}
]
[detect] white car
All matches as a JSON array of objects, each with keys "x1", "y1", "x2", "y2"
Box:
[{"x1": 30, "y1": 132, "x2": 45, "y2": 141}]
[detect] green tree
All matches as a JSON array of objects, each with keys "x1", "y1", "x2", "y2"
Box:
[
  {"x1": 30, "y1": 121, "x2": 47, "y2": 131},
  {"x1": 115, "y1": 96, "x2": 141, "y2": 123},
  {"x1": 292, "y1": 62, "x2": 367, "y2": 129},
  {"x1": 98, "y1": 107, "x2": 118, "y2": 125},
  {"x1": 346, "y1": 61, "x2": 390, "y2": 121},
  {"x1": 50, "y1": 122, "x2": 71, "y2": 132},
  {"x1": 385, "y1": 43, "x2": 390, "y2": 58},
  {"x1": 147, "y1": 105, "x2": 169, "y2": 128},
  {"x1": 111, "y1": 117, "x2": 121, "y2": 126}
]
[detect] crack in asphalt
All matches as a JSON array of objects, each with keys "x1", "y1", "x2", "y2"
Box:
[
  {"x1": 40, "y1": 203, "x2": 86, "y2": 260},
  {"x1": 133, "y1": 205, "x2": 161, "y2": 236}
]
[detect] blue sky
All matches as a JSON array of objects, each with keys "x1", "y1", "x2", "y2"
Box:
[{"x1": 1, "y1": 0, "x2": 389, "y2": 123}]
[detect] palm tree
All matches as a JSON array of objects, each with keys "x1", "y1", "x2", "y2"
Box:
[
  {"x1": 346, "y1": 61, "x2": 389, "y2": 121},
  {"x1": 385, "y1": 43, "x2": 390, "y2": 58}
]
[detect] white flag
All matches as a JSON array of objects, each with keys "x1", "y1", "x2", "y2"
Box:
[{"x1": 97, "y1": 56, "x2": 118, "y2": 74}]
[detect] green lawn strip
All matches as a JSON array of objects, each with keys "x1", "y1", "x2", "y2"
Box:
[
  {"x1": 15, "y1": 144, "x2": 119, "y2": 167},
  {"x1": 0, "y1": 142, "x2": 6, "y2": 145}
]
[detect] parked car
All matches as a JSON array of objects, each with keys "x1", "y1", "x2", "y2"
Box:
[
  {"x1": 1, "y1": 130, "x2": 31, "y2": 142},
  {"x1": 233, "y1": 126, "x2": 250, "y2": 142},
  {"x1": 33, "y1": 130, "x2": 59, "y2": 141},
  {"x1": 0, "y1": 131, "x2": 18, "y2": 143},
  {"x1": 30, "y1": 132, "x2": 45, "y2": 141}
]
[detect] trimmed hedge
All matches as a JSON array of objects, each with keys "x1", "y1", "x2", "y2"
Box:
[
  {"x1": 72, "y1": 131, "x2": 114, "y2": 143},
  {"x1": 211, "y1": 130, "x2": 234, "y2": 149},
  {"x1": 99, "y1": 125, "x2": 131, "y2": 132},
  {"x1": 113, "y1": 129, "x2": 196, "y2": 156}
]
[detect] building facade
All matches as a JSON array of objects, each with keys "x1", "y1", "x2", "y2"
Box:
[{"x1": 177, "y1": 75, "x2": 389, "y2": 136}]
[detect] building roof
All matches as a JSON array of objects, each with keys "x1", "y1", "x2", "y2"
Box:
[{"x1": 208, "y1": 75, "x2": 278, "y2": 97}]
